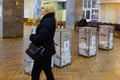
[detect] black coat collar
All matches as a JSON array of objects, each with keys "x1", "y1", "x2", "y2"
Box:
[{"x1": 41, "y1": 13, "x2": 54, "y2": 21}]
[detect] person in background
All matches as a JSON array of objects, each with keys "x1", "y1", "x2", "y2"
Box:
[
  {"x1": 77, "y1": 16, "x2": 88, "y2": 27},
  {"x1": 29, "y1": 2, "x2": 56, "y2": 80}
]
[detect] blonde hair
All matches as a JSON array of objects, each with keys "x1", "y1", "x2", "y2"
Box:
[{"x1": 43, "y1": 2, "x2": 55, "y2": 14}]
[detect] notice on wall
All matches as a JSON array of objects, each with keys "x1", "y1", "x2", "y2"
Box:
[
  {"x1": 24, "y1": 9, "x2": 29, "y2": 18},
  {"x1": 0, "y1": 6, "x2": 2, "y2": 17}
]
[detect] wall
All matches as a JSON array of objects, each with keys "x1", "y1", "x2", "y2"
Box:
[
  {"x1": 66, "y1": 0, "x2": 75, "y2": 29},
  {"x1": 55, "y1": 2, "x2": 66, "y2": 21},
  {"x1": 100, "y1": 0, "x2": 120, "y2": 3},
  {"x1": 99, "y1": 3, "x2": 120, "y2": 24},
  {"x1": 24, "y1": 0, "x2": 34, "y2": 18},
  {"x1": 74, "y1": 0, "x2": 83, "y2": 22},
  {"x1": 24, "y1": 0, "x2": 41, "y2": 19},
  {"x1": 2, "y1": 0, "x2": 24, "y2": 38}
]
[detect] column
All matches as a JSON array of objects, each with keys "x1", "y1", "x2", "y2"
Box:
[
  {"x1": 66, "y1": 0, "x2": 83, "y2": 29},
  {"x1": 66, "y1": 0, "x2": 75, "y2": 29},
  {"x1": 34, "y1": 0, "x2": 41, "y2": 20},
  {"x1": 0, "y1": 0, "x2": 24, "y2": 38}
]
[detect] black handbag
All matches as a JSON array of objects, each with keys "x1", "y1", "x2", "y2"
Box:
[{"x1": 25, "y1": 43, "x2": 45, "y2": 61}]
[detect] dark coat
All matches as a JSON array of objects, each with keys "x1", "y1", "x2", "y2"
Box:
[
  {"x1": 29, "y1": 13, "x2": 56, "y2": 56},
  {"x1": 77, "y1": 19, "x2": 88, "y2": 27}
]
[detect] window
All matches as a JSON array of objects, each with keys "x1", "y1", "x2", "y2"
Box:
[
  {"x1": 83, "y1": 0, "x2": 99, "y2": 22},
  {"x1": 92, "y1": 1, "x2": 98, "y2": 8},
  {"x1": 88, "y1": 1, "x2": 91, "y2": 8},
  {"x1": 86, "y1": 10, "x2": 90, "y2": 19},
  {"x1": 84, "y1": 1, "x2": 87, "y2": 8},
  {"x1": 57, "y1": 2, "x2": 66, "y2": 10}
]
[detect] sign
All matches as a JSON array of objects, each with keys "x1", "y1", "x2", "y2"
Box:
[
  {"x1": 92, "y1": 36, "x2": 96, "y2": 45},
  {"x1": 64, "y1": 35, "x2": 69, "y2": 51},
  {"x1": 24, "y1": 9, "x2": 29, "y2": 18},
  {"x1": 64, "y1": 40, "x2": 69, "y2": 51}
]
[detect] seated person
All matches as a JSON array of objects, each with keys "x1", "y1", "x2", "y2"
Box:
[{"x1": 77, "y1": 16, "x2": 88, "y2": 27}]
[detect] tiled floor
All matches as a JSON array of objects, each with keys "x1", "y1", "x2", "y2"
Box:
[{"x1": 0, "y1": 26, "x2": 120, "y2": 80}]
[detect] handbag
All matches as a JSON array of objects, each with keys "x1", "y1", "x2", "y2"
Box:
[{"x1": 25, "y1": 43, "x2": 45, "y2": 61}]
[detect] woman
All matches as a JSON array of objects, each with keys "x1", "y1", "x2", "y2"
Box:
[{"x1": 29, "y1": 2, "x2": 56, "y2": 80}]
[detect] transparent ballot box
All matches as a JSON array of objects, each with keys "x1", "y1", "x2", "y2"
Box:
[
  {"x1": 99, "y1": 25, "x2": 114, "y2": 50},
  {"x1": 79, "y1": 27, "x2": 97, "y2": 57},
  {"x1": 24, "y1": 57, "x2": 54, "y2": 75},
  {"x1": 24, "y1": 58, "x2": 34, "y2": 75},
  {"x1": 54, "y1": 29, "x2": 72, "y2": 67}
]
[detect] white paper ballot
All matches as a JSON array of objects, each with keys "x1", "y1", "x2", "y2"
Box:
[{"x1": 64, "y1": 40, "x2": 69, "y2": 51}]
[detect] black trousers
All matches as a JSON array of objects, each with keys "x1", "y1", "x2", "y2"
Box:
[{"x1": 31, "y1": 55, "x2": 54, "y2": 80}]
